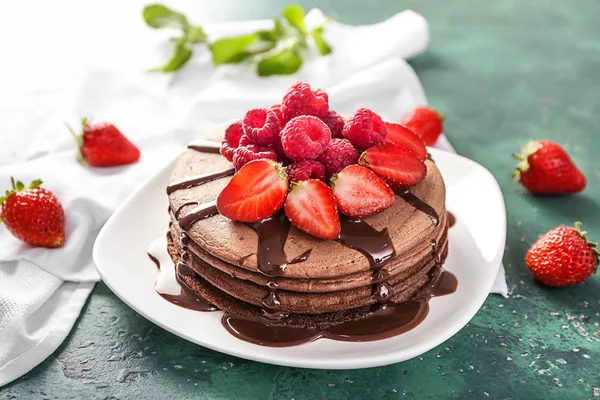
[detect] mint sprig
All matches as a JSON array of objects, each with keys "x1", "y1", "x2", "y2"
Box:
[
  {"x1": 142, "y1": 4, "x2": 332, "y2": 76},
  {"x1": 143, "y1": 4, "x2": 207, "y2": 73}
]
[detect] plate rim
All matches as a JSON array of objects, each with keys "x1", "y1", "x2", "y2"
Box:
[{"x1": 93, "y1": 147, "x2": 506, "y2": 369}]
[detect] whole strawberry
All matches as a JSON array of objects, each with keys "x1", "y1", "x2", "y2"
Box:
[
  {"x1": 526, "y1": 222, "x2": 598, "y2": 287},
  {"x1": 400, "y1": 106, "x2": 444, "y2": 146},
  {"x1": 68, "y1": 118, "x2": 140, "y2": 167},
  {"x1": 0, "y1": 178, "x2": 65, "y2": 248},
  {"x1": 513, "y1": 140, "x2": 586, "y2": 195}
]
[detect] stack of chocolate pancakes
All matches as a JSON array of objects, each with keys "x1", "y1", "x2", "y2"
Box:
[{"x1": 164, "y1": 137, "x2": 453, "y2": 344}]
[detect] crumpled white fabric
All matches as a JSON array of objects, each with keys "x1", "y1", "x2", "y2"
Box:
[{"x1": 0, "y1": 8, "x2": 506, "y2": 387}]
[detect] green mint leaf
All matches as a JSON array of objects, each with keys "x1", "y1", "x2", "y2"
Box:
[
  {"x1": 209, "y1": 34, "x2": 258, "y2": 65},
  {"x1": 256, "y1": 18, "x2": 287, "y2": 43},
  {"x1": 148, "y1": 42, "x2": 192, "y2": 72},
  {"x1": 257, "y1": 48, "x2": 302, "y2": 76},
  {"x1": 282, "y1": 5, "x2": 306, "y2": 35},
  {"x1": 256, "y1": 30, "x2": 277, "y2": 43},
  {"x1": 273, "y1": 18, "x2": 286, "y2": 38},
  {"x1": 311, "y1": 27, "x2": 332, "y2": 55},
  {"x1": 186, "y1": 26, "x2": 207, "y2": 44},
  {"x1": 143, "y1": 4, "x2": 189, "y2": 30}
]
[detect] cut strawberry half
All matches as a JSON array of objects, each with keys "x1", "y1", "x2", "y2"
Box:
[
  {"x1": 330, "y1": 165, "x2": 395, "y2": 218},
  {"x1": 284, "y1": 179, "x2": 341, "y2": 240},
  {"x1": 359, "y1": 142, "x2": 427, "y2": 188},
  {"x1": 217, "y1": 159, "x2": 288, "y2": 222},
  {"x1": 383, "y1": 122, "x2": 427, "y2": 162}
]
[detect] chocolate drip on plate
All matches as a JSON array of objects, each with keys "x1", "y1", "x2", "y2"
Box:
[
  {"x1": 148, "y1": 253, "x2": 160, "y2": 269},
  {"x1": 396, "y1": 189, "x2": 440, "y2": 226},
  {"x1": 447, "y1": 211, "x2": 456, "y2": 228},
  {"x1": 167, "y1": 168, "x2": 234, "y2": 195},
  {"x1": 160, "y1": 263, "x2": 218, "y2": 311},
  {"x1": 179, "y1": 201, "x2": 219, "y2": 231},
  {"x1": 148, "y1": 250, "x2": 218, "y2": 312},
  {"x1": 187, "y1": 139, "x2": 222, "y2": 154}
]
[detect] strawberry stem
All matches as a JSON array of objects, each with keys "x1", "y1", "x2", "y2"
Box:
[
  {"x1": 10, "y1": 176, "x2": 15, "y2": 190},
  {"x1": 513, "y1": 140, "x2": 541, "y2": 181},
  {"x1": 573, "y1": 221, "x2": 600, "y2": 268},
  {"x1": 65, "y1": 121, "x2": 85, "y2": 164}
]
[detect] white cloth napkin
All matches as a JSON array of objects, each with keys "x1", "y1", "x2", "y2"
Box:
[{"x1": 0, "y1": 8, "x2": 507, "y2": 387}]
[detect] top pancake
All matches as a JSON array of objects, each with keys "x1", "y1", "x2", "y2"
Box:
[{"x1": 168, "y1": 140, "x2": 446, "y2": 280}]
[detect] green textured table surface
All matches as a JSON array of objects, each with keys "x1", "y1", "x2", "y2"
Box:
[{"x1": 3, "y1": 0, "x2": 600, "y2": 399}]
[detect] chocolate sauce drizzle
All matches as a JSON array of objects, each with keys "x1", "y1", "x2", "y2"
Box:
[
  {"x1": 187, "y1": 139, "x2": 221, "y2": 154},
  {"x1": 337, "y1": 217, "x2": 396, "y2": 304},
  {"x1": 167, "y1": 168, "x2": 235, "y2": 195},
  {"x1": 246, "y1": 212, "x2": 291, "y2": 277},
  {"x1": 245, "y1": 212, "x2": 301, "y2": 320},
  {"x1": 174, "y1": 201, "x2": 199, "y2": 218},
  {"x1": 179, "y1": 201, "x2": 219, "y2": 231},
  {"x1": 396, "y1": 189, "x2": 440, "y2": 226}
]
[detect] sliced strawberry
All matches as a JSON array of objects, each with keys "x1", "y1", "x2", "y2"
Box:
[
  {"x1": 217, "y1": 159, "x2": 288, "y2": 222},
  {"x1": 383, "y1": 122, "x2": 427, "y2": 161},
  {"x1": 359, "y1": 142, "x2": 427, "y2": 188},
  {"x1": 284, "y1": 179, "x2": 341, "y2": 240},
  {"x1": 330, "y1": 165, "x2": 395, "y2": 218}
]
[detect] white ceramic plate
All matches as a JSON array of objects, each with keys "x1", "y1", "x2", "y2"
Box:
[{"x1": 93, "y1": 147, "x2": 506, "y2": 370}]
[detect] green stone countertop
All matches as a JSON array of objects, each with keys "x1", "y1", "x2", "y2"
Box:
[{"x1": 2, "y1": 0, "x2": 599, "y2": 398}]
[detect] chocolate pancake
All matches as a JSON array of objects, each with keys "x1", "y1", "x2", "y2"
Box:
[{"x1": 163, "y1": 136, "x2": 450, "y2": 329}]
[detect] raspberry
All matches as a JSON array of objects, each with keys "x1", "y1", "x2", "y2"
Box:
[
  {"x1": 282, "y1": 82, "x2": 329, "y2": 121},
  {"x1": 242, "y1": 108, "x2": 280, "y2": 146},
  {"x1": 238, "y1": 134, "x2": 254, "y2": 147},
  {"x1": 286, "y1": 160, "x2": 326, "y2": 182},
  {"x1": 320, "y1": 110, "x2": 345, "y2": 139},
  {"x1": 271, "y1": 134, "x2": 291, "y2": 165},
  {"x1": 220, "y1": 120, "x2": 243, "y2": 161},
  {"x1": 232, "y1": 145, "x2": 278, "y2": 171},
  {"x1": 270, "y1": 104, "x2": 286, "y2": 127},
  {"x1": 281, "y1": 116, "x2": 331, "y2": 160},
  {"x1": 317, "y1": 138, "x2": 360, "y2": 179},
  {"x1": 342, "y1": 108, "x2": 387, "y2": 151}
]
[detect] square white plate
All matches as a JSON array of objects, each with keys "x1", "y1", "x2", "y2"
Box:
[{"x1": 93, "y1": 147, "x2": 506, "y2": 369}]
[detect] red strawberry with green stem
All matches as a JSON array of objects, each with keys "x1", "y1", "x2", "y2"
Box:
[
  {"x1": 284, "y1": 179, "x2": 341, "y2": 240},
  {"x1": 0, "y1": 178, "x2": 65, "y2": 248},
  {"x1": 513, "y1": 140, "x2": 586, "y2": 195},
  {"x1": 330, "y1": 165, "x2": 395, "y2": 218},
  {"x1": 217, "y1": 159, "x2": 288, "y2": 222},
  {"x1": 359, "y1": 141, "x2": 427, "y2": 189},
  {"x1": 526, "y1": 222, "x2": 598, "y2": 287},
  {"x1": 401, "y1": 107, "x2": 444, "y2": 146},
  {"x1": 67, "y1": 118, "x2": 140, "y2": 167}
]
